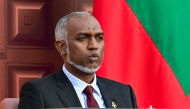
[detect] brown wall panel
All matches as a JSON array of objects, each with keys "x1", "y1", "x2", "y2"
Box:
[
  {"x1": 6, "y1": 0, "x2": 52, "y2": 48},
  {"x1": 6, "y1": 64, "x2": 53, "y2": 98}
]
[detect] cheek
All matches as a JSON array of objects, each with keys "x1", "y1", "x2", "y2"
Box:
[
  {"x1": 68, "y1": 44, "x2": 79, "y2": 54},
  {"x1": 69, "y1": 46, "x2": 86, "y2": 59},
  {"x1": 72, "y1": 45, "x2": 84, "y2": 53},
  {"x1": 73, "y1": 49, "x2": 80, "y2": 54}
]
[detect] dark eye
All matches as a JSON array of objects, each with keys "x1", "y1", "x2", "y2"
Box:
[
  {"x1": 77, "y1": 35, "x2": 87, "y2": 41},
  {"x1": 96, "y1": 35, "x2": 103, "y2": 41}
]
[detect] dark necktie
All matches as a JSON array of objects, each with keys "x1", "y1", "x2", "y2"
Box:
[{"x1": 83, "y1": 86, "x2": 100, "y2": 108}]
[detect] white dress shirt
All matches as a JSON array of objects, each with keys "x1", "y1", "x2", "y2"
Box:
[{"x1": 63, "y1": 65, "x2": 106, "y2": 108}]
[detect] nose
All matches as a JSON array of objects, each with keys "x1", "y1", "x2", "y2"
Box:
[{"x1": 87, "y1": 37, "x2": 98, "y2": 50}]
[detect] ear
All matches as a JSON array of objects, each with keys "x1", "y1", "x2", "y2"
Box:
[{"x1": 55, "y1": 41, "x2": 67, "y2": 56}]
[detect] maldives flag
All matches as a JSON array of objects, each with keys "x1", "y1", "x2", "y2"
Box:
[{"x1": 93, "y1": 0, "x2": 190, "y2": 108}]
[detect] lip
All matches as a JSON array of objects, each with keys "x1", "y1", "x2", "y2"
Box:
[{"x1": 88, "y1": 54, "x2": 99, "y2": 62}]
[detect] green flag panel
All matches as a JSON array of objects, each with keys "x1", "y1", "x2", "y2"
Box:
[{"x1": 127, "y1": 0, "x2": 190, "y2": 96}]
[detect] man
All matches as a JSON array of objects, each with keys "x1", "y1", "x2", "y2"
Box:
[{"x1": 18, "y1": 12, "x2": 138, "y2": 109}]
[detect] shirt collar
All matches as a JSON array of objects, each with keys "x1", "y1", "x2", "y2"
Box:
[{"x1": 62, "y1": 65, "x2": 101, "y2": 96}]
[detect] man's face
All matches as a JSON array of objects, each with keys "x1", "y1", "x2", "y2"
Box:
[{"x1": 65, "y1": 16, "x2": 104, "y2": 73}]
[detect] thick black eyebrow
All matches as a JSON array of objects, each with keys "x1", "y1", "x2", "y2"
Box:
[
  {"x1": 95, "y1": 32, "x2": 104, "y2": 36},
  {"x1": 77, "y1": 32, "x2": 104, "y2": 36}
]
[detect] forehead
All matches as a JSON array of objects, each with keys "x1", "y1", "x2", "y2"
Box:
[{"x1": 66, "y1": 16, "x2": 102, "y2": 32}]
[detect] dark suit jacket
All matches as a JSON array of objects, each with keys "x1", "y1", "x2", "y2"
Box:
[{"x1": 18, "y1": 69, "x2": 138, "y2": 109}]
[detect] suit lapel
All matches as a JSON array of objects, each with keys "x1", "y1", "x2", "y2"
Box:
[
  {"x1": 54, "y1": 70, "x2": 122, "y2": 108},
  {"x1": 97, "y1": 77, "x2": 119, "y2": 108},
  {"x1": 55, "y1": 70, "x2": 82, "y2": 107}
]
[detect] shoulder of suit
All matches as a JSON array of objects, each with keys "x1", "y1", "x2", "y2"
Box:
[
  {"x1": 97, "y1": 76, "x2": 131, "y2": 87},
  {"x1": 96, "y1": 76, "x2": 134, "y2": 96}
]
